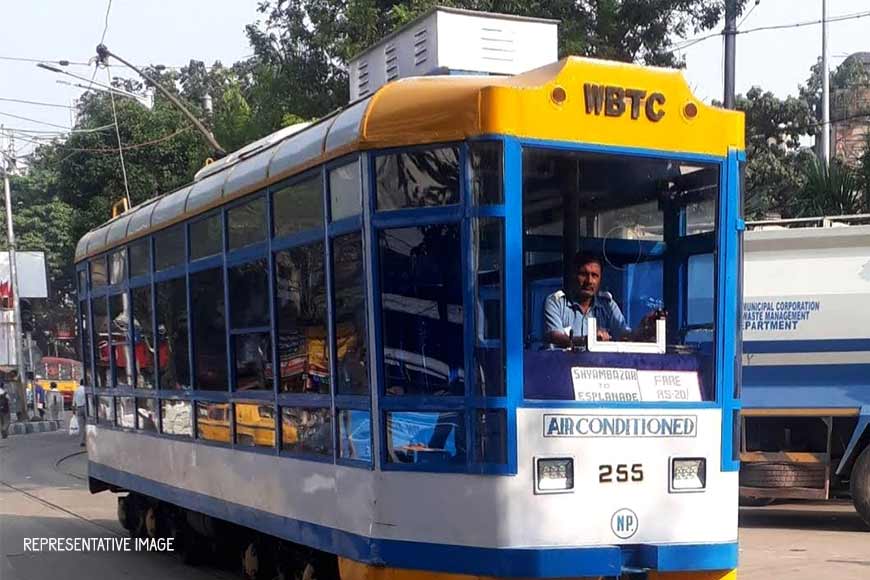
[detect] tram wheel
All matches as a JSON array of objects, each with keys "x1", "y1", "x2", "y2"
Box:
[
  {"x1": 241, "y1": 537, "x2": 275, "y2": 580},
  {"x1": 144, "y1": 505, "x2": 161, "y2": 538},
  {"x1": 850, "y1": 445, "x2": 870, "y2": 528}
]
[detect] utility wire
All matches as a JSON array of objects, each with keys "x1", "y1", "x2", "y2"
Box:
[
  {"x1": 0, "y1": 97, "x2": 76, "y2": 109},
  {"x1": 0, "y1": 55, "x2": 90, "y2": 66},
  {"x1": 2, "y1": 124, "x2": 115, "y2": 136},
  {"x1": 737, "y1": 0, "x2": 761, "y2": 30},
  {"x1": 100, "y1": 0, "x2": 113, "y2": 45},
  {"x1": 0, "y1": 110, "x2": 72, "y2": 129},
  {"x1": 667, "y1": 8, "x2": 870, "y2": 54},
  {"x1": 106, "y1": 64, "x2": 132, "y2": 208},
  {"x1": 7, "y1": 125, "x2": 192, "y2": 153}
]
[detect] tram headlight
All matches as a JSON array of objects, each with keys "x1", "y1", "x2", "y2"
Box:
[
  {"x1": 535, "y1": 457, "x2": 574, "y2": 493},
  {"x1": 670, "y1": 457, "x2": 706, "y2": 492}
]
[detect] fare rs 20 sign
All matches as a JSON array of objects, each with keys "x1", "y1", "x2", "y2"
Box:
[{"x1": 571, "y1": 367, "x2": 701, "y2": 403}]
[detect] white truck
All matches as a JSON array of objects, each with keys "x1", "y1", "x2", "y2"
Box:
[{"x1": 740, "y1": 215, "x2": 870, "y2": 525}]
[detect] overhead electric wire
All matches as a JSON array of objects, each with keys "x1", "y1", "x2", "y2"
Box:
[
  {"x1": 666, "y1": 8, "x2": 870, "y2": 55},
  {"x1": 0, "y1": 110, "x2": 73, "y2": 129},
  {"x1": 8, "y1": 125, "x2": 192, "y2": 154},
  {"x1": 0, "y1": 55, "x2": 91, "y2": 66},
  {"x1": 0, "y1": 96, "x2": 76, "y2": 109},
  {"x1": 737, "y1": 1, "x2": 761, "y2": 30},
  {"x1": 106, "y1": 64, "x2": 132, "y2": 208},
  {"x1": 100, "y1": 0, "x2": 113, "y2": 45}
]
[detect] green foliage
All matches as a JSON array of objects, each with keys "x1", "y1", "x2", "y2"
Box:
[
  {"x1": 244, "y1": 0, "x2": 744, "y2": 120},
  {"x1": 734, "y1": 87, "x2": 815, "y2": 218},
  {"x1": 794, "y1": 158, "x2": 862, "y2": 217}
]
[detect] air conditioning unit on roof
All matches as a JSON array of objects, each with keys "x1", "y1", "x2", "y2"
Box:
[{"x1": 348, "y1": 7, "x2": 559, "y2": 102}]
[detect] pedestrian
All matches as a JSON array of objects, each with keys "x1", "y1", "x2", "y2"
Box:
[
  {"x1": 0, "y1": 382, "x2": 11, "y2": 439},
  {"x1": 73, "y1": 379, "x2": 87, "y2": 447},
  {"x1": 34, "y1": 382, "x2": 46, "y2": 419}
]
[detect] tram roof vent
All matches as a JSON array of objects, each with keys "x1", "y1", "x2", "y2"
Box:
[{"x1": 348, "y1": 7, "x2": 559, "y2": 101}]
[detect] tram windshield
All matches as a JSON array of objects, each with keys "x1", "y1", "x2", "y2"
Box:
[{"x1": 522, "y1": 148, "x2": 718, "y2": 402}]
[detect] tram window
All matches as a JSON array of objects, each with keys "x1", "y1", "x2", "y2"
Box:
[
  {"x1": 196, "y1": 402, "x2": 231, "y2": 443},
  {"x1": 116, "y1": 396, "x2": 135, "y2": 428},
  {"x1": 687, "y1": 197, "x2": 716, "y2": 235},
  {"x1": 91, "y1": 296, "x2": 110, "y2": 388},
  {"x1": 59, "y1": 363, "x2": 73, "y2": 381},
  {"x1": 80, "y1": 301, "x2": 92, "y2": 385},
  {"x1": 136, "y1": 398, "x2": 158, "y2": 432},
  {"x1": 376, "y1": 147, "x2": 460, "y2": 210},
  {"x1": 385, "y1": 411, "x2": 465, "y2": 465},
  {"x1": 228, "y1": 196, "x2": 267, "y2": 250},
  {"x1": 379, "y1": 225, "x2": 464, "y2": 396},
  {"x1": 229, "y1": 259, "x2": 270, "y2": 329},
  {"x1": 281, "y1": 407, "x2": 332, "y2": 455},
  {"x1": 274, "y1": 243, "x2": 329, "y2": 394},
  {"x1": 273, "y1": 176, "x2": 324, "y2": 237},
  {"x1": 132, "y1": 286, "x2": 155, "y2": 388},
  {"x1": 470, "y1": 141, "x2": 503, "y2": 205},
  {"x1": 154, "y1": 225, "x2": 185, "y2": 271},
  {"x1": 332, "y1": 234, "x2": 368, "y2": 395},
  {"x1": 190, "y1": 268, "x2": 228, "y2": 390},
  {"x1": 474, "y1": 218, "x2": 505, "y2": 396},
  {"x1": 91, "y1": 256, "x2": 107, "y2": 288},
  {"x1": 155, "y1": 277, "x2": 191, "y2": 390},
  {"x1": 235, "y1": 403, "x2": 276, "y2": 448},
  {"x1": 129, "y1": 238, "x2": 150, "y2": 278},
  {"x1": 109, "y1": 250, "x2": 127, "y2": 285},
  {"x1": 161, "y1": 399, "x2": 193, "y2": 437},
  {"x1": 521, "y1": 148, "x2": 719, "y2": 401},
  {"x1": 475, "y1": 409, "x2": 507, "y2": 464},
  {"x1": 329, "y1": 162, "x2": 361, "y2": 221},
  {"x1": 687, "y1": 254, "x2": 715, "y2": 336},
  {"x1": 233, "y1": 332, "x2": 273, "y2": 391},
  {"x1": 97, "y1": 395, "x2": 114, "y2": 424},
  {"x1": 109, "y1": 294, "x2": 132, "y2": 386},
  {"x1": 78, "y1": 269, "x2": 88, "y2": 296},
  {"x1": 338, "y1": 409, "x2": 371, "y2": 462},
  {"x1": 190, "y1": 213, "x2": 223, "y2": 260}
]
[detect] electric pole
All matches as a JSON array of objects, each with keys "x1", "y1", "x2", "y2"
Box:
[
  {"x1": 1, "y1": 130, "x2": 28, "y2": 419},
  {"x1": 821, "y1": 0, "x2": 831, "y2": 163},
  {"x1": 723, "y1": 0, "x2": 737, "y2": 109}
]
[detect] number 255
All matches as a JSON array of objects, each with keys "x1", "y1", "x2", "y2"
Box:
[{"x1": 599, "y1": 464, "x2": 643, "y2": 483}]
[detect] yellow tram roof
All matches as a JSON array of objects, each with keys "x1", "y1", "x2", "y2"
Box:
[{"x1": 76, "y1": 57, "x2": 743, "y2": 262}]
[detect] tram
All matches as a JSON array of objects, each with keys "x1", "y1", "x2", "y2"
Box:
[{"x1": 75, "y1": 10, "x2": 744, "y2": 580}]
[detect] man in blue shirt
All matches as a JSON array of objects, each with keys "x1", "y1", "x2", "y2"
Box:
[{"x1": 543, "y1": 254, "x2": 630, "y2": 348}]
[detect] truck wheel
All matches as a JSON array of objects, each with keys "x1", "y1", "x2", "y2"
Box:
[
  {"x1": 740, "y1": 463, "x2": 826, "y2": 488},
  {"x1": 850, "y1": 445, "x2": 870, "y2": 528}
]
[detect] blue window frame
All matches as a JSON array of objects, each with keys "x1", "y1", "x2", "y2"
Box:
[{"x1": 372, "y1": 142, "x2": 511, "y2": 474}]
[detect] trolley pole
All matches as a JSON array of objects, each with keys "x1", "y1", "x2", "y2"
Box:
[
  {"x1": 723, "y1": 0, "x2": 737, "y2": 109},
  {"x1": 821, "y1": 0, "x2": 831, "y2": 163},
  {"x1": 1, "y1": 134, "x2": 28, "y2": 419}
]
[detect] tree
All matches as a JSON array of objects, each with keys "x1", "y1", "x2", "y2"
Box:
[
  {"x1": 244, "y1": 0, "x2": 746, "y2": 123},
  {"x1": 733, "y1": 87, "x2": 815, "y2": 218},
  {"x1": 799, "y1": 55, "x2": 870, "y2": 153},
  {"x1": 794, "y1": 158, "x2": 862, "y2": 217}
]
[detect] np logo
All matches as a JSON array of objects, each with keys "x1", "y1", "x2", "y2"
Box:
[{"x1": 611, "y1": 508, "x2": 639, "y2": 540}]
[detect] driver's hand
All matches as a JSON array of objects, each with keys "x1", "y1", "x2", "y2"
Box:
[{"x1": 597, "y1": 329, "x2": 611, "y2": 341}]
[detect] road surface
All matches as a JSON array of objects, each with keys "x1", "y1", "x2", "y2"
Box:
[{"x1": 1, "y1": 426, "x2": 867, "y2": 579}]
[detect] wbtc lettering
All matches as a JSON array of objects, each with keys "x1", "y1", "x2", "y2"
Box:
[{"x1": 583, "y1": 84, "x2": 666, "y2": 122}]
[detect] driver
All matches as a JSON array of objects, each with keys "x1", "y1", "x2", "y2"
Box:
[{"x1": 543, "y1": 253, "x2": 630, "y2": 348}]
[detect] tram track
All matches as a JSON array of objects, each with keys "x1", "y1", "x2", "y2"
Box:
[{"x1": 0, "y1": 478, "x2": 124, "y2": 538}]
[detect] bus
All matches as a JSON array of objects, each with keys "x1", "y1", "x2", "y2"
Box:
[
  {"x1": 35, "y1": 356, "x2": 83, "y2": 406},
  {"x1": 74, "y1": 12, "x2": 744, "y2": 580}
]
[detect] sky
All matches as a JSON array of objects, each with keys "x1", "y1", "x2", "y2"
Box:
[{"x1": 0, "y1": 0, "x2": 868, "y2": 160}]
